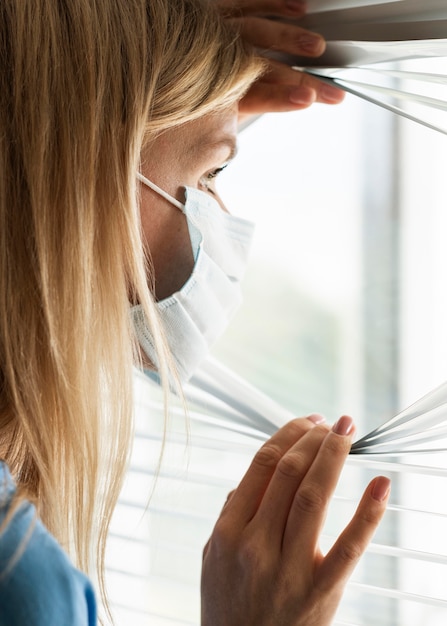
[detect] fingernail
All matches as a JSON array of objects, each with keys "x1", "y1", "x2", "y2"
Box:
[
  {"x1": 371, "y1": 476, "x2": 391, "y2": 502},
  {"x1": 321, "y1": 84, "x2": 344, "y2": 103},
  {"x1": 298, "y1": 34, "x2": 325, "y2": 55},
  {"x1": 289, "y1": 86, "x2": 316, "y2": 106},
  {"x1": 286, "y1": 0, "x2": 307, "y2": 12},
  {"x1": 332, "y1": 415, "x2": 354, "y2": 436},
  {"x1": 307, "y1": 413, "x2": 326, "y2": 425}
]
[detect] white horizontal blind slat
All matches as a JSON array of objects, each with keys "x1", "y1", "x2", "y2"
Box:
[{"x1": 105, "y1": 376, "x2": 447, "y2": 626}]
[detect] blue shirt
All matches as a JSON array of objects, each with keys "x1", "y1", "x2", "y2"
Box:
[{"x1": 0, "y1": 462, "x2": 97, "y2": 625}]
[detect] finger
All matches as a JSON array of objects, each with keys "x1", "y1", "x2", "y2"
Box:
[
  {"x1": 316, "y1": 476, "x2": 391, "y2": 594},
  {"x1": 202, "y1": 536, "x2": 211, "y2": 560},
  {"x1": 221, "y1": 416, "x2": 325, "y2": 528},
  {"x1": 283, "y1": 416, "x2": 355, "y2": 561},
  {"x1": 261, "y1": 60, "x2": 345, "y2": 104},
  {"x1": 251, "y1": 424, "x2": 331, "y2": 543},
  {"x1": 223, "y1": 489, "x2": 236, "y2": 510},
  {"x1": 217, "y1": 0, "x2": 307, "y2": 18},
  {"x1": 239, "y1": 81, "x2": 316, "y2": 114},
  {"x1": 238, "y1": 60, "x2": 344, "y2": 115},
  {"x1": 232, "y1": 16, "x2": 325, "y2": 58},
  {"x1": 202, "y1": 489, "x2": 236, "y2": 560}
]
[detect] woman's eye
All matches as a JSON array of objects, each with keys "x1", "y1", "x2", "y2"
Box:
[
  {"x1": 200, "y1": 164, "x2": 229, "y2": 193},
  {"x1": 207, "y1": 164, "x2": 228, "y2": 180}
]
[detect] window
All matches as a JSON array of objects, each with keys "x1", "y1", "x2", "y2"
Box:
[{"x1": 106, "y1": 86, "x2": 447, "y2": 624}]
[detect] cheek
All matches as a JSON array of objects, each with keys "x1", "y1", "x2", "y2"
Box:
[{"x1": 140, "y1": 194, "x2": 195, "y2": 301}]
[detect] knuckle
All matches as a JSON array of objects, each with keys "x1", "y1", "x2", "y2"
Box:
[
  {"x1": 239, "y1": 537, "x2": 263, "y2": 569},
  {"x1": 209, "y1": 517, "x2": 235, "y2": 554},
  {"x1": 202, "y1": 538, "x2": 211, "y2": 561},
  {"x1": 359, "y1": 506, "x2": 382, "y2": 527},
  {"x1": 253, "y1": 443, "x2": 283, "y2": 469},
  {"x1": 324, "y1": 433, "x2": 351, "y2": 457},
  {"x1": 336, "y1": 540, "x2": 363, "y2": 565},
  {"x1": 293, "y1": 483, "x2": 326, "y2": 514},
  {"x1": 237, "y1": 533, "x2": 271, "y2": 578},
  {"x1": 277, "y1": 417, "x2": 314, "y2": 445},
  {"x1": 277, "y1": 451, "x2": 305, "y2": 479},
  {"x1": 285, "y1": 418, "x2": 312, "y2": 439},
  {"x1": 275, "y1": 24, "x2": 294, "y2": 47},
  {"x1": 224, "y1": 489, "x2": 236, "y2": 505}
]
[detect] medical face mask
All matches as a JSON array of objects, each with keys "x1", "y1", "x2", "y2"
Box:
[{"x1": 131, "y1": 173, "x2": 255, "y2": 384}]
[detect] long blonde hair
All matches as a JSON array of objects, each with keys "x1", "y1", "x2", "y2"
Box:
[{"x1": 0, "y1": 0, "x2": 263, "y2": 617}]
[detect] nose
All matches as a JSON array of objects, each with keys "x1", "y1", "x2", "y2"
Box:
[{"x1": 214, "y1": 193, "x2": 230, "y2": 215}]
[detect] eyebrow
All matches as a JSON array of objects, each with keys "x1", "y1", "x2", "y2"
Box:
[{"x1": 189, "y1": 134, "x2": 238, "y2": 163}]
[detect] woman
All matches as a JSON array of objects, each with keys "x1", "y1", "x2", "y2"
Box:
[{"x1": 0, "y1": 0, "x2": 389, "y2": 624}]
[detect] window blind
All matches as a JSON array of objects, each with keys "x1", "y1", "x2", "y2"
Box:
[
  {"x1": 105, "y1": 372, "x2": 447, "y2": 626},
  {"x1": 104, "y1": 48, "x2": 447, "y2": 624},
  {"x1": 271, "y1": 0, "x2": 447, "y2": 135}
]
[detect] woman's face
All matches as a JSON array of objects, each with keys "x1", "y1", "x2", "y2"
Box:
[{"x1": 139, "y1": 105, "x2": 238, "y2": 301}]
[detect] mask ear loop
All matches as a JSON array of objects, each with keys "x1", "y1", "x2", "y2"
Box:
[
  {"x1": 137, "y1": 171, "x2": 201, "y2": 260},
  {"x1": 137, "y1": 172, "x2": 185, "y2": 211}
]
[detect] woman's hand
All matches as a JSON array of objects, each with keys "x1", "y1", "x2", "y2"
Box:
[
  {"x1": 201, "y1": 415, "x2": 390, "y2": 626},
  {"x1": 217, "y1": 0, "x2": 345, "y2": 117}
]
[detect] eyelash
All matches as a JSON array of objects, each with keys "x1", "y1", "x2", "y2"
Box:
[
  {"x1": 201, "y1": 164, "x2": 229, "y2": 194},
  {"x1": 207, "y1": 164, "x2": 228, "y2": 180}
]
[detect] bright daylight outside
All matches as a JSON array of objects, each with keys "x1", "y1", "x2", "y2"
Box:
[{"x1": 106, "y1": 59, "x2": 447, "y2": 626}]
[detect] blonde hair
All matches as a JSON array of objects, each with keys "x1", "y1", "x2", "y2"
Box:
[{"x1": 0, "y1": 0, "x2": 262, "y2": 618}]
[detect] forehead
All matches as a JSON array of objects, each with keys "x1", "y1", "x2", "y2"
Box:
[{"x1": 162, "y1": 107, "x2": 238, "y2": 159}]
